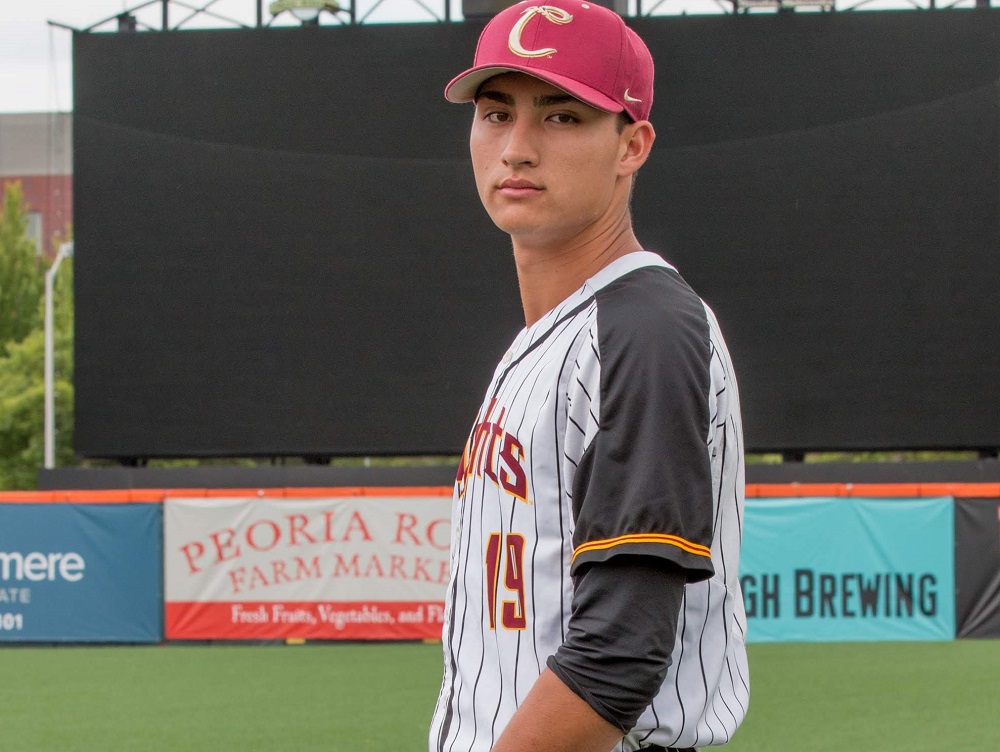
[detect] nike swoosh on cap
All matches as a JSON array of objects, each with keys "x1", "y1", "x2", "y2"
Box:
[{"x1": 623, "y1": 88, "x2": 642, "y2": 103}]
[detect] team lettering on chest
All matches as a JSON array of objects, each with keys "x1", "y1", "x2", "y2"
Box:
[{"x1": 455, "y1": 397, "x2": 530, "y2": 504}]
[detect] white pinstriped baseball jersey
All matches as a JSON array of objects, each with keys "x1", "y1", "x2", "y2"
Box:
[{"x1": 429, "y1": 251, "x2": 749, "y2": 752}]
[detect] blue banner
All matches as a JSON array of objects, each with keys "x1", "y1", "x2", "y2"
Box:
[
  {"x1": 740, "y1": 497, "x2": 955, "y2": 642},
  {"x1": 0, "y1": 503, "x2": 162, "y2": 642}
]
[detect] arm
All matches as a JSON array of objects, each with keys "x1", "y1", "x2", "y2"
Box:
[
  {"x1": 490, "y1": 668, "x2": 622, "y2": 752},
  {"x1": 497, "y1": 269, "x2": 715, "y2": 751},
  {"x1": 492, "y1": 557, "x2": 688, "y2": 752}
]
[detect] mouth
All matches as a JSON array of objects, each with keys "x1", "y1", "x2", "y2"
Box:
[{"x1": 498, "y1": 178, "x2": 543, "y2": 198}]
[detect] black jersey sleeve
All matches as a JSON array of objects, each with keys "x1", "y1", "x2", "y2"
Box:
[
  {"x1": 547, "y1": 556, "x2": 687, "y2": 731},
  {"x1": 570, "y1": 266, "x2": 715, "y2": 582}
]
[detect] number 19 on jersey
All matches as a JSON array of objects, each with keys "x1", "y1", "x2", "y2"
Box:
[{"x1": 485, "y1": 533, "x2": 527, "y2": 630}]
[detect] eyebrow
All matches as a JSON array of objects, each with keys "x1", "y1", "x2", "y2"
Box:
[
  {"x1": 476, "y1": 90, "x2": 514, "y2": 106},
  {"x1": 533, "y1": 94, "x2": 577, "y2": 107},
  {"x1": 475, "y1": 90, "x2": 580, "y2": 108}
]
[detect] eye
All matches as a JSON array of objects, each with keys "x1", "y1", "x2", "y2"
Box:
[
  {"x1": 547, "y1": 112, "x2": 579, "y2": 125},
  {"x1": 483, "y1": 110, "x2": 512, "y2": 124}
]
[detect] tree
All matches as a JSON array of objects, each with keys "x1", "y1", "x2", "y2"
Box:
[
  {"x1": 0, "y1": 250, "x2": 74, "y2": 490},
  {"x1": 0, "y1": 182, "x2": 46, "y2": 356}
]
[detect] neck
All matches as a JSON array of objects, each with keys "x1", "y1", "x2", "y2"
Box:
[{"x1": 512, "y1": 211, "x2": 642, "y2": 327}]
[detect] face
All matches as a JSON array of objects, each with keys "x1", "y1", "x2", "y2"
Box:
[{"x1": 469, "y1": 73, "x2": 639, "y2": 250}]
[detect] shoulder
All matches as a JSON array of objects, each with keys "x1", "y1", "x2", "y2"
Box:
[{"x1": 591, "y1": 264, "x2": 711, "y2": 370}]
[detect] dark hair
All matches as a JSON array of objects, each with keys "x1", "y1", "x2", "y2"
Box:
[{"x1": 616, "y1": 111, "x2": 634, "y2": 133}]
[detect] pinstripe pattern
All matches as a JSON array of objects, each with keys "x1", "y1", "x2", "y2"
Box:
[{"x1": 430, "y1": 252, "x2": 748, "y2": 752}]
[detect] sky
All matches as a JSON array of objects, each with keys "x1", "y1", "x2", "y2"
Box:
[
  {"x1": 0, "y1": 0, "x2": 458, "y2": 113},
  {"x1": 0, "y1": 0, "x2": 965, "y2": 114}
]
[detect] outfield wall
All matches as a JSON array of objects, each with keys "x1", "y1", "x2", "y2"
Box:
[{"x1": 1, "y1": 484, "x2": 997, "y2": 643}]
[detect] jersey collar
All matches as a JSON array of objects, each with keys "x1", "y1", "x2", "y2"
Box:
[
  {"x1": 583, "y1": 250, "x2": 676, "y2": 296},
  {"x1": 510, "y1": 250, "x2": 677, "y2": 358}
]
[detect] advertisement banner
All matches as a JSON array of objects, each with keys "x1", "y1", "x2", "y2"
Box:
[
  {"x1": 954, "y1": 498, "x2": 1000, "y2": 638},
  {"x1": 740, "y1": 497, "x2": 955, "y2": 642},
  {"x1": 0, "y1": 503, "x2": 162, "y2": 642},
  {"x1": 164, "y1": 496, "x2": 451, "y2": 640}
]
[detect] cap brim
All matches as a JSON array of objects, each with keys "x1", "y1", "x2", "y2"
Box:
[{"x1": 444, "y1": 65, "x2": 623, "y2": 115}]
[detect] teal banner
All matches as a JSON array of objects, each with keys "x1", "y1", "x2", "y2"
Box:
[
  {"x1": 0, "y1": 503, "x2": 162, "y2": 642},
  {"x1": 740, "y1": 497, "x2": 955, "y2": 642}
]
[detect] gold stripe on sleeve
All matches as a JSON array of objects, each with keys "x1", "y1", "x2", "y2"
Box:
[{"x1": 572, "y1": 533, "x2": 711, "y2": 562}]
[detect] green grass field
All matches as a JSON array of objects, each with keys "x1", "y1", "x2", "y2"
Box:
[{"x1": 1, "y1": 640, "x2": 997, "y2": 752}]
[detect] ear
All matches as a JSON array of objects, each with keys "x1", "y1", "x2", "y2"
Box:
[{"x1": 617, "y1": 120, "x2": 656, "y2": 178}]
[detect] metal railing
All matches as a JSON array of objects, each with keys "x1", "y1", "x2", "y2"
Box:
[{"x1": 46, "y1": 0, "x2": 998, "y2": 33}]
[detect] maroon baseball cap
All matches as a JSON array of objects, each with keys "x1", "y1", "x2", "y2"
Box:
[{"x1": 445, "y1": 0, "x2": 654, "y2": 122}]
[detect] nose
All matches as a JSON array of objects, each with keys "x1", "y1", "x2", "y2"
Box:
[{"x1": 501, "y1": 118, "x2": 539, "y2": 168}]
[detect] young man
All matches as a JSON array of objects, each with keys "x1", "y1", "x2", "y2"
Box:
[{"x1": 429, "y1": 3, "x2": 749, "y2": 751}]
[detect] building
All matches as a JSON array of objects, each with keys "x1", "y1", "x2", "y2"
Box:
[{"x1": 0, "y1": 112, "x2": 73, "y2": 260}]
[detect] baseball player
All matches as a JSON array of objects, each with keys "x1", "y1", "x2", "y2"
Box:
[{"x1": 429, "y1": 3, "x2": 749, "y2": 751}]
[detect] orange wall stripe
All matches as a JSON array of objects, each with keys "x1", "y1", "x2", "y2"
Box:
[
  {"x1": 0, "y1": 486, "x2": 457, "y2": 503},
  {"x1": 356, "y1": 486, "x2": 454, "y2": 497},
  {"x1": 745, "y1": 482, "x2": 1000, "y2": 499},
  {"x1": 154, "y1": 488, "x2": 210, "y2": 499},
  {"x1": 281, "y1": 486, "x2": 367, "y2": 498},
  {"x1": 0, "y1": 491, "x2": 59, "y2": 503},
  {"x1": 917, "y1": 482, "x2": 1000, "y2": 498},
  {"x1": 846, "y1": 483, "x2": 923, "y2": 498},
  {"x1": 202, "y1": 488, "x2": 288, "y2": 498},
  {"x1": 0, "y1": 483, "x2": 996, "y2": 504},
  {"x1": 747, "y1": 483, "x2": 847, "y2": 497}
]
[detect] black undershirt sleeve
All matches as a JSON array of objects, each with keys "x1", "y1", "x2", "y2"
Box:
[{"x1": 546, "y1": 556, "x2": 687, "y2": 732}]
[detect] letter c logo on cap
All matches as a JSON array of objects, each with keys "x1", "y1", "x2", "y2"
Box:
[{"x1": 508, "y1": 6, "x2": 574, "y2": 59}]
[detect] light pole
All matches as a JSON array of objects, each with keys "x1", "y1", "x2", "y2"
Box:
[{"x1": 44, "y1": 241, "x2": 73, "y2": 470}]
